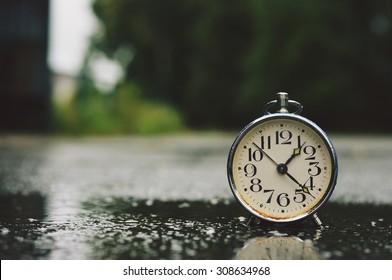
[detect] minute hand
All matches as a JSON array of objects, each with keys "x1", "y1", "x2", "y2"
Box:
[
  {"x1": 252, "y1": 143, "x2": 279, "y2": 166},
  {"x1": 285, "y1": 172, "x2": 315, "y2": 198}
]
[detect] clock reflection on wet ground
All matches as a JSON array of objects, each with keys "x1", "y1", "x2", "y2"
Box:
[{"x1": 1, "y1": 196, "x2": 391, "y2": 260}]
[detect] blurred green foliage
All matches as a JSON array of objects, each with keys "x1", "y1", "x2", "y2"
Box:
[
  {"x1": 53, "y1": 80, "x2": 184, "y2": 135},
  {"x1": 86, "y1": 0, "x2": 391, "y2": 132}
]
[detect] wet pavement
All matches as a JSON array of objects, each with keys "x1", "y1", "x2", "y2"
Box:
[{"x1": 0, "y1": 134, "x2": 392, "y2": 260}]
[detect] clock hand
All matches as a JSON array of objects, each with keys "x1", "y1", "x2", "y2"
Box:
[
  {"x1": 285, "y1": 171, "x2": 316, "y2": 199},
  {"x1": 252, "y1": 143, "x2": 279, "y2": 166},
  {"x1": 252, "y1": 142, "x2": 315, "y2": 198},
  {"x1": 263, "y1": 151, "x2": 279, "y2": 166},
  {"x1": 285, "y1": 141, "x2": 306, "y2": 166}
]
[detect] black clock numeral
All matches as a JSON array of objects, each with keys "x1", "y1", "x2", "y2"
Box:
[
  {"x1": 258, "y1": 188, "x2": 309, "y2": 207},
  {"x1": 304, "y1": 145, "x2": 317, "y2": 160},
  {"x1": 308, "y1": 161, "x2": 322, "y2": 176},
  {"x1": 277, "y1": 193, "x2": 290, "y2": 207},
  {"x1": 304, "y1": 176, "x2": 315, "y2": 190},
  {"x1": 296, "y1": 135, "x2": 303, "y2": 148},
  {"x1": 294, "y1": 189, "x2": 306, "y2": 203},
  {"x1": 303, "y1": 145, "x2": 322, "y2": 176},
  {"x1": 248, "y1": 147, "x2": 263, "y2": 162},
  {"x1": 244, "y1": 163, "x2": 257, "y2": 177},
  {"x1": 275, "y1": 130, "x2": 292, "y2": 145},
  {"x1": 258, "y1": 131, "x2": 299, "y2": 151},
  {"x1": 260, "y1": 135, "x2": 271, "y2": 150},
  {"x1": 259, "y1": 130, "x2": 293, "y2": 150},
  {"x1": 263, "y1": 189, "x2": 275, "y2": 203},
  {"x1": 250, "y1": 178, "x2": 262, "y2": 192}
]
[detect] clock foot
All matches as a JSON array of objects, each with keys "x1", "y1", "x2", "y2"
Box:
[
  {"x1": 246, "y1": 215, "x2": 258, "y2": 227},
  {"x1": 312, "y1": 213, "x2": 323, "y2": 228},
  {"x1": 245, "y1": 214, "x2": 325, "y2": 228}
]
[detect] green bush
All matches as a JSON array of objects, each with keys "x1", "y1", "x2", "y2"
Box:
[
  {"x1": 52, "y1": 81, "x2": 184, "y2": 135},
  {"x1": 90, "y1": 0, "x2": 392, "y2": 132}
]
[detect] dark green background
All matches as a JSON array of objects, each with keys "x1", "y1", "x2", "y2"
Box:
[{"x1": 88, "y1": 0, "x2": 392, "y2": 131}]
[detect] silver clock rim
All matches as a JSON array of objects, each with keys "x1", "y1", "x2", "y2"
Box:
[{"x1": 227, "y1": 113, "x2": 338, "y2": 223}]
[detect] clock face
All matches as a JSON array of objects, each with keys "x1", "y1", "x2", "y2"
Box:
[{"x1": 228, "y1": 114, "x2": 337, "y2": 223}]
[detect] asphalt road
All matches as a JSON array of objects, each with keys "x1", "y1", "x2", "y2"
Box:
[{"x1": 0, "y1": 134, "x2": 391, "y2": 259}]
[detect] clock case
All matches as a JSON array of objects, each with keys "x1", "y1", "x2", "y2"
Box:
[{"x1": 227, "y1": 93, "x2": 338, "y2": 227}]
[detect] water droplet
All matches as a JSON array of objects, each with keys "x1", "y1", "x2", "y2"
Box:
[{"x1": 178, "y1": 202, "x2": 190, "y2": 208}]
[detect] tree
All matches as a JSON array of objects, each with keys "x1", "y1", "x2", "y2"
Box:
[{"x1": 90, "y1": 0, "x2": 392, "y2": 131}]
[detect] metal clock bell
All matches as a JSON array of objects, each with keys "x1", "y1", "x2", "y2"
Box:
[{"x1": 227, "y1": 92, "x2": 338, "y2": 226}]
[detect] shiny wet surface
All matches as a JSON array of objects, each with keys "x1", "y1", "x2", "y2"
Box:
[
  {"x1": 1, "y1": 197, "x2": 392, "y2": 260},
  {"x1": 1, "y1": 135, "x2": 392, "y2": 260}
]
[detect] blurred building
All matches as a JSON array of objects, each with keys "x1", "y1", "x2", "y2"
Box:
[{"x1": 0, "y1": 0, "x2": 51, "y2": 132}]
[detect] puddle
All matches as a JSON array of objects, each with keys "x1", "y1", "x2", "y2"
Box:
[{"x1": 1, "y1": 195, "x2": 391, "y2": 260}]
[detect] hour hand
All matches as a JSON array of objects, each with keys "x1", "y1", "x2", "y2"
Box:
[{"x1": 285, "y1": 142, "x2": 306, "y2": 165}]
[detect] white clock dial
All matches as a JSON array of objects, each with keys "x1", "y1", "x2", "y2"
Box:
[{"x1": 228, "y1": 114, "x2": 337, "y2": 223}]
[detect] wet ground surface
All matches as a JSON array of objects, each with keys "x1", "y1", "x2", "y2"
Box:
[{"x1": 0, "y1": 134, "x2": 392, "y2": 260}]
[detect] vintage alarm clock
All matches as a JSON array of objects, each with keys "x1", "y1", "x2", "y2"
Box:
[{"x1": 227, "y1": 92, "x2": 338, "y2": 226}]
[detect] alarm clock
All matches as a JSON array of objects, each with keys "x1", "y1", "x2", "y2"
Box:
[{"x1": 227, "y1": 92, "x2": 338, "y2": 226}]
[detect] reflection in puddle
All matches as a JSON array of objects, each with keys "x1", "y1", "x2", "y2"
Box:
[
  {"x1": 1, "y1": 196, "x2": 392, "y2": 259},
  {"x1": 235, "y1": 234, "x2": 323, "y2": 260},
  {"x1": 80, "y1": 198, "x2": 248, "y2": 259},
  {"x1": 0, "y1": 192, "x2": 52, "y2": 259}
]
